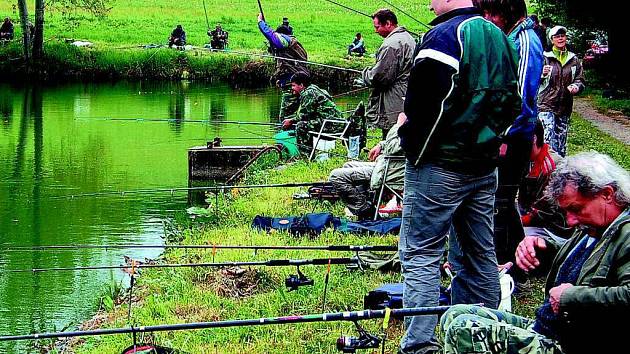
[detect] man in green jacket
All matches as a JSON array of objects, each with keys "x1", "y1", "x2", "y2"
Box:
[
  {"x1": 397, "y1": 0, "x2": 521, "y2": 352},
  {"x1": 282, "y1": 72, "x2": 343, "y2": 154},
  {"x1": 441, "y1": 151, "x2": 630, "y2": 354}
]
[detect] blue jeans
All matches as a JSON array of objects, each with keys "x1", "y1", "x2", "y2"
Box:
[{"x1": 399, "y1": 162, "x2": 500, "y2": 354}]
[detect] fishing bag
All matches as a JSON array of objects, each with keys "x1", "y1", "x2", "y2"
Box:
[
  {"x1": 364, "y1": 283, "x2": 451, "y2": 310},
  {"x1": 251, "y1": 212, "x2": 341, "y2": 236}
]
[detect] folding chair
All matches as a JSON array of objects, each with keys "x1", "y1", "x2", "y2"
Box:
[
  {"x1": 373, "y1": 155, "x2": 405, "y2": 220},
  {"x1": 307, "y1": 118, "x2": 352, "y2": 161}
]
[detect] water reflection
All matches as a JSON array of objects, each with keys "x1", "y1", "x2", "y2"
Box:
[
  {"x1": 0, "y1": 80, "x2": 366, "y2": 349},
  {"x1": 0, "y1": 81, "x2": 279, "y2": 348}
]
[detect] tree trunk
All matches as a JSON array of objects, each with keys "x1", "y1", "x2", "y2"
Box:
[
  {"x1": 32, "y1": 0, "x2": 44, "y2": 59},
  {"x1": 607, "y1": 22, "x2": 629, "y2": 87},
  {"x1": 17, "y1": 0, "x2": 31, "y2": 61}
]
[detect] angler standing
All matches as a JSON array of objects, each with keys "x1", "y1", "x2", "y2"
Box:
[
  {"x1": 355, "y1": 9, "x2": 415, "y2": 139},
  {"x1": 257, "y1": 13, "x2": 309, "y2": 121},
  {"x1": 397, "y1": 0, "x2": 521, "y2": 352},
  {"x1": 472, "y1": 0, "x2": 544, "y2": 282}
]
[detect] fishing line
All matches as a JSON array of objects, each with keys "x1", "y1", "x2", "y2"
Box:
[
  {"x1": 208, "y1": 48, "x2": 362, "y2": 74},
  {"x1": 50, "y1": 181, "x2": 327, "y2": 200},
  {"x1": 5, "y1": 257, "x2": 359, "y2": 274},
  {"x1": 380, "y1": 0, "x2": 431, "y2": 29},
  {"x1": 1, "y1": 244, "x2": 397, "y2": 252}
]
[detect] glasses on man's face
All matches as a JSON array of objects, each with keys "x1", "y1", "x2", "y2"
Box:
[{"x1": 553, "y1": 34, "x2": 567, "y2": 39}]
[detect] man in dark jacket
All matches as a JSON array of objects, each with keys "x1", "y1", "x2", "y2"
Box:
[
  {"x1": 276, "y1": 17, "x2": 293, "y2": 35},
  {"x1": 0, "y1": 17, "x2": 14, "y2": 41},
  {"x1": 472, "y1": 0, "x2": 544, "y2": 269},
  {"x1": 168, "y1": 24, "x2": 186, "y2": 48},
  {"x1": 208, "y1": 24, "x2": 228, "y2": 49},
  {"x1": 258, "y1": 13, "x2": 309, "y2": 121},
  {"x1": 441, "y1": 151, "x2": 630, "y2": 354},
  {"x1": 396, "y1": 0, "x2": 521, "y2": 352}
]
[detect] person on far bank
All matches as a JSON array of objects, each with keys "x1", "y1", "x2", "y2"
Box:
[
  {"x1": 355, "y1": 9, "x2": 415, "y2": 139},
  {"x1": 258, "y1": 13, "x2": 308, "y2": 121},
  {"x1": 347, "y1": 33, "x2": 366, "y2": 56},
  {"x1": 277, "y1": 17, "x2": 293, "y2": 35},
  {"x1": 168, "y1": 24, "x2": 186, "y2": 48},
  {"x1": 0, "y1": 17, "x2": 14, "y2": 41},
  {"x1": 472, "y1": 0, "x2": 544, "y2": 273},
  {"x1": 281, "y1": 72, "x2": 343, "y2": 155},
  {"x1": 537, "y1": 25, "x2": 585, "y2": 157},
  {"x1": 397, "y1": 0, "x2": 521, "y2": 352},
  {"x1": 441, "y1": 151, "x2": 630, "y2": 354},
  {"x1": 208, "y1": 23, "x2": 228, "y2": 50}
]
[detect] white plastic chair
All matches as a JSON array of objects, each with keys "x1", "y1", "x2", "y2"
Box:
[{"x1": 307, "y1": 118, "x2": 352, "y2": 161}]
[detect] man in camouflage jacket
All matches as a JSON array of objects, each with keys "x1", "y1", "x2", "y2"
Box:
[{"x1": 282, "y1": 72, "x2": 343, "y2": 154}]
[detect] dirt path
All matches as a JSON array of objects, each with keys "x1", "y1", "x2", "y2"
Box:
[{"x1": 573, "y1": 97, "x2": 630, "y2": 145}]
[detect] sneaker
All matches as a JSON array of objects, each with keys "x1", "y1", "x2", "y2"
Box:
[{"x1": 344, "y1": 207, "x2": 356, "y2": 218}]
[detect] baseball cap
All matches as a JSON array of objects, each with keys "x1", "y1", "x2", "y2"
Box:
[{"x1": 549, "y1": 25, "x2": 567, "y2": 39}]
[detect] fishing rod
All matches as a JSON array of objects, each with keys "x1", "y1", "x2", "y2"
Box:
[
  {"x1": 1, "y1": 244, "x2": 397, "y2": 252},
  {"x1": 381, "y1": 0, "x2": 431, "y2": 30},
  {"x1": 77, "y1": 117, "x2": 280, "y2": 127},
  {"x1": 257, "y1": 0, "x2": 265, "y2": 21},
  {"x1": 202, "y1": 0, "x2": 210, "y2": 30},
  {"x1": 331, "y1": 86, "x2": 369, "y2": 99},
  {"x1": 0, "y1": 306, "x2": 453, "y2": 342},
  {"x1": 319, "y1": 0, "x2": 425, "y2": 37},
  {"x1": 321, "y1": 0, "x2": 371, "y2": 18},
  {"x1": 51, "y1": 181, "x2": 327, "y2": 200},
  {"x1": 4, "y1": 257, "x2": 359, "y2": 274},
  {"x1": 208, "y1": 48, "x2": 362, "y2": 74}
]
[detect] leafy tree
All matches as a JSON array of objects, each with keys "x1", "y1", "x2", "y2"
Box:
[
  {"x1": 16, "y1": 0, "x2": 113, "y2": 61},
  {"x1": 533, "y1": 0, "x2": 627, "y2": 85}
]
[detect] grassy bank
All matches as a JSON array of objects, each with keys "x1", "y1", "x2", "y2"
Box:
[
  {"x1": 0, "y1": 0, "x2": 431, "y2": 81},
  {"x1": 582, "y1": 70, "x2": 630, "y2": 116},
  {"x1": 68, "y1": 152, "x2": 405, "y2": 354},
  {"x1": 57, "y1": 113, "x2": 630, "y2": 354}
]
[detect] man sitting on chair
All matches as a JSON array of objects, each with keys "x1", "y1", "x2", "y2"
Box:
[
  {"x1": 328, "y1": 113, "x2": 406, "y2": 220},
  {"x1": 282, "y1": 72, "x2": 344, "y2": 154},
  {"x1": 208, "y1": 23, "x2": 228, "y2": 49}
]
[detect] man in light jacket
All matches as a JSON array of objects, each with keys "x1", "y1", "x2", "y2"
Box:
[{"x1": 358, "y1": 9, "x2": 415, "y2": 139}]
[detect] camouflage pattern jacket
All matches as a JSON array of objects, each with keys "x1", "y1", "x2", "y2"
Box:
[{"x1": 293, "y1": 85, "x2": 343, "y2": 131}]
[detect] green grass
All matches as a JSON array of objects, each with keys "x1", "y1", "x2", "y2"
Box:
[
  {"x1": 582, "y1": 70, "x2": 630, "y2": 116},
  {"x1": 584, "y1": 90, "x2": 630, "y2": 117},
  {"x1": 65, "y1": 118, "x2": 630, "y2": 354},
  {"x1": 68, "y1": 147, "x2": 406, "y2": 354},
  {"x1": 568, "y1": 113, "x2": 630, "y2": 169},
  {"x1": 0, "y1": 0, "x2": 432, "y2": 80}
]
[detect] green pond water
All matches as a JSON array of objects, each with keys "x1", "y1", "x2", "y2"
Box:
[{"x1": 0, "y1": 80, "x2": 363, "y2": 351}]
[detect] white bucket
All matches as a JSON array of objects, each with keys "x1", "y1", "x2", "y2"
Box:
[
  {"x1": 313, "y1": 138, "x2": 335, "y2": 152},
  {"x1": 498, "y1": 273, "x2": 515, "y2": 312}
]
